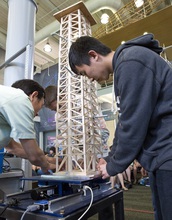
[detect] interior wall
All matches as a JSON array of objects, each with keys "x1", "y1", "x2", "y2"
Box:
[{"x1": 106, "y1": 120, "x2": 116, "y2": 147}]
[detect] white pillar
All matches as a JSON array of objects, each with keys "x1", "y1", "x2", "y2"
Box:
[{"x1": 4, "y1": 0, "x2": 37, "y2": 86}]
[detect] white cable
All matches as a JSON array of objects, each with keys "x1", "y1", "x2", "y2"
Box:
[
  {"x1": 78, "y1": 185, "x2": 93, "y2": 220},
  {"x1": 20, "y1": 205, "x2": 40, "y2": 220},
  {"x1": 20, "y1": 209, "x2": 29, "y2": 220}
]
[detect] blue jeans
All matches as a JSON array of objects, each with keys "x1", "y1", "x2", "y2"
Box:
[{"x1": 149, "y1": 170, "x2": 172, "y2": 220}]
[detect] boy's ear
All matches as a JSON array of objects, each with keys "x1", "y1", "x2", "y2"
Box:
[
  {"x1": 29, "y1": 91, "x2": 38, "y2": 101},
  {"x1": 88, "y1": 50, "x2": 98, "y2": 60}
]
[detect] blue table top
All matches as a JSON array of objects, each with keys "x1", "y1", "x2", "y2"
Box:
[{"x1": 21, "y1": 173, "x2": 103, "y2": 184}]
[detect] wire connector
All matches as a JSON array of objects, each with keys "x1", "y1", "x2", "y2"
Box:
[
  {"x1": 20, "y1": 204, "x2": 40, "y2": 220},
  {"x1": 27, "y1": 204, "x2": 40, "y2": 212}
]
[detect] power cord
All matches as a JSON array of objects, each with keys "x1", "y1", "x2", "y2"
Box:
[
  {"x1": 20, "y1": 204, "x2": 40, "y2": 220},
  {"x1": 10, "y1": 168, "x2": 25, "y2": 191},
  {"x1": 78, "y1": 185, "x2": 93, "y2": 220},
  {"x1": 3, "y1": 158, "x2": 25, "y2": 191},
  {"x1": 0, "y1": 198, "x2": 20, "y2": 217},
  {"x1": 0, "y1": 204, "x2": 9, "y2": 217}
]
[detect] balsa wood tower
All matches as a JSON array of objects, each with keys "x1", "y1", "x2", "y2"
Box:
[{"x1": 54, "y1": 2, "x2": 103, "y2": 177}]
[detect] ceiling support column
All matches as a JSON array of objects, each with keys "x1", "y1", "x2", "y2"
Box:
[{"x1": 4, "y1": 0, "x2": 37, "y2": 86}]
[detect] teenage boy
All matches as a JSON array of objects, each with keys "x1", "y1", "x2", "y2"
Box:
[{"x1": 69, "y1": 33, "x2": 172, "y2": 220}]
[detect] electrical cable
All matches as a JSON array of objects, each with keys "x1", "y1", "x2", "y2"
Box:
[
  {"x1": 2, "y1": 157, "x2": 25, "y2": 191},
  {"x1": 10, "y1": 168, "x2": 25, "y2": 191},
  {"x1": 78, "y1": 185, "x2": 93, "y2": 220},
  {"x1": 20, "y1": 204, "x2": 40, "y2": 220},
  {"x1": 20, "y1": 209, "x2": 31, "y2": 220},
  {"x1": 0, "y1": 198, "x2": 19, "y2": 217},
  {"x1": 3, "y1": 158, "x2": 10, "y2": 166},
  {"x1": 2, "y1": 158, "x2": 11, "y2": 172},
  {"x1": 0, "y1": 204, "x2": 9, "y2": 216}
]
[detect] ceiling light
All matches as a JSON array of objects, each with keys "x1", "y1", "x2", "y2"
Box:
[
  {"x1": 134, "y1": 0, "x2": 144, "y2": 8},
  {"x1": 43, "y1": 40, "x2": 52, "y2": 52},
  {"x1": 101, "y1": 13, "x2": 109, "y2": 24}
]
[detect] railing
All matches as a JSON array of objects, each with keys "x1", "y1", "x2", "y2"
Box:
[
  {"x1": 0, "y1": 43, "x2": 32, "y2": 79},
  {"x1": 93, "y1": 0, "x2": 165, "y2": 39}
]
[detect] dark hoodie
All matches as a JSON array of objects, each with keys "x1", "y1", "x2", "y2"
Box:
[{"x1": 106, "y1": 33, "x2": 172, "y2": 176}]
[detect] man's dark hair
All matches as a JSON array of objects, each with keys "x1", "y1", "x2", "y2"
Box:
[
  {"x1": 69, "y1": 36, "x2": 112, "y2": 74},
  {"x1": 44, "y1": 85, "x2": 57, "y2": 107},
  {"x1": 49, "y1": 146, "x2": 56, "y2": 153},
  {"x1": 11, "y1": 79, "x2": 45, "y2": 100}
]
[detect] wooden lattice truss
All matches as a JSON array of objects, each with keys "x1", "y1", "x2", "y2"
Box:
[{"x1": 54, "y1": 2, "x2": 104, "y2": 176}]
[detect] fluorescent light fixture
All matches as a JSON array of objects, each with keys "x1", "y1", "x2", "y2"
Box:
[
  {"x1": 134, "y1": 0, "x2": 144, "y2": 8},
  {"x1": 101, "y1": 13, "x2": 109, "y2": 24},
  {"x1": 43, "y1": 41, "x2": 52, "y2": 52}
]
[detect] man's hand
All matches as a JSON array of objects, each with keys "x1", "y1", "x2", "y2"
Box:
[
  {"x1": 41, "y1": 162, "x2": 56, "y2": 174},
  {"x1": 97, "y1": 158, "x2": 106, "y2": 171},
  {"x1": 99, "y1": 163, "x2": 110, "y2": 179},
  {"x1": 97, "y1": 158, "x2": 107, "y2": 166},
  {"x1": 97, "y1": 158, "x2": 110, "y2": 179}
]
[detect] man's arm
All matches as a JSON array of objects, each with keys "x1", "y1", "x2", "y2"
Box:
[
  {"x1": 6, "y1": 139, "x2": 51, "y2": 173},
  {"x1": 5, "y1": 139, "x2": 28, "y2": 158},
  {"x1": 45, "y1": 155, "x2": 56, "y2": 164},
  {"x1": 20, "y1": 139, "x2": 51, "y2": 173}
]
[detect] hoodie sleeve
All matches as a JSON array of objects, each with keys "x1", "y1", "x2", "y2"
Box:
[
  {"x1": 106, "y1": 58, "x2": 160, "y2": 176},
  {"x1": 104, "y1": 123, "x2": 119, "y2": 162}
]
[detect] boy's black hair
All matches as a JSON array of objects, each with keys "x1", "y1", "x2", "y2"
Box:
[{"x1": 69, "y1": 36, "x2": 111, "y2": 74}]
